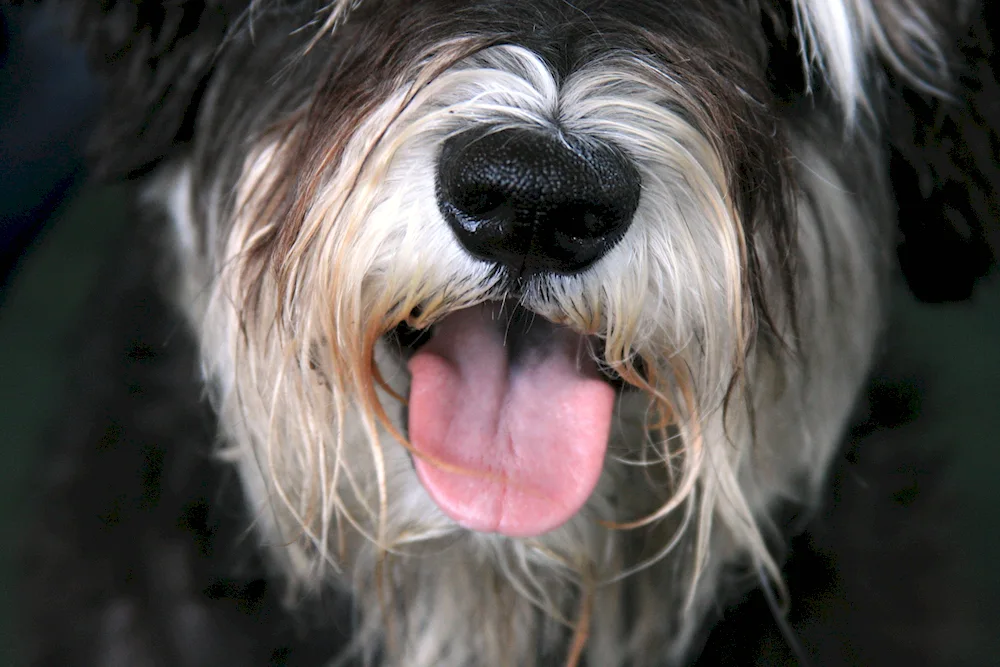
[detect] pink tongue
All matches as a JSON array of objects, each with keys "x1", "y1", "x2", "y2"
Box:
[{"x1": 407, "y1": 305, "x2": 614, "y2": 537}]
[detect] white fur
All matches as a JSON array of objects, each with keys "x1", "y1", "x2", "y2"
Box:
[
  {"x1": 792, "y1": 0, "x2": 956, "y2": 113},
  {"x1": 148, "y1": 39, "x2": 889, "y2": 665}
]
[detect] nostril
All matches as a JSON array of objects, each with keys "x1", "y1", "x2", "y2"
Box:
[
  {"x1": 451, "y1": 188, "x2": 516, "y2": 231},
  {"x1": 554, "y1": 205, "x2": 621, "y2": 242},
  {"x1": 436, "y1": 127, "x2": 641, "y2": 275},
  {"x1": 458, "y1": 189, "x2": 502, "y2": 217},
  {"x1": 582, "y1": 212, "x2": 603, "y2": 236}
]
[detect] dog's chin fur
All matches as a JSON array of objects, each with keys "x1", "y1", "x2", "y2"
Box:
[{"x1": 27, "y1": 0, "x2": 986, "y2": 665}]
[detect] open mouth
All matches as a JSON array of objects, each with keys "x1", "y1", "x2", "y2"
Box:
[{"x1": 389, "y1": 303, "x2": 617, "y2": 538}]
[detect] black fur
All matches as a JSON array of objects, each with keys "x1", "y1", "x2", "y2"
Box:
[
  {"x1": 889, "y1": 0, "x2": 1000, "y2": 301},
  {"x1": 16, "y1": 0, "x2": 245, "y2": 178}
]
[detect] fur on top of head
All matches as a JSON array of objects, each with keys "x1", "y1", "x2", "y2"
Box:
[
  {"x1": 44, "y1": 0, "x2": 966, "y2": 178},
  {"x1": 41, "y1": 1, "x2": 972, "y2": 665}
]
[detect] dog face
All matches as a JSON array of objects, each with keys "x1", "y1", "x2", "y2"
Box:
[
  {"x1": 209, "y1": 0, "x2": 793, "y2": 541},
  {"x1": 67, "y1": 0, "x2": 950, "y2": 664}
]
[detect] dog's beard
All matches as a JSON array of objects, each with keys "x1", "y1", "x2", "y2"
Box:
[{"x1": 160, "y1": 41, "x2": 884, "y2": 667}]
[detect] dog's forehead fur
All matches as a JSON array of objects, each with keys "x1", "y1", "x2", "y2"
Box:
[
  {"x1": 54, "y1": 0, "x2": 957, "y2": 178},
  {"x1": 333, "y1": 0, "x2": 768, "y2": 57}
]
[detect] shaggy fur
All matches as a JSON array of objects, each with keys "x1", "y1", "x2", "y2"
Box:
[{"x1": 16, "y1": 1, "x2": 999, "y2": 666}]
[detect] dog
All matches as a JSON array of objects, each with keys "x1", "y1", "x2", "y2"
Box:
[{"x1": 16, "y1": 1, "x2": 999, "y2": 665}]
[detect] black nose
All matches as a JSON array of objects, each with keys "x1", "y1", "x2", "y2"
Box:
[{"x1": 436, "y1": 127, "x2": 641, "y2": 275}]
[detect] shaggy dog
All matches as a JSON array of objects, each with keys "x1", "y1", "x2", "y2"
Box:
[{"x1": 16, "y1": 1, "x2": 998, "y2": 665}]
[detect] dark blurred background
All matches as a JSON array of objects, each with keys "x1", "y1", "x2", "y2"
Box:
[
  {"x1": 1, "y1": 4, "x2": 998, "y2": 666},
  {"x1": 1, "y1": 4, "x2": 124, "y2": 662}
]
